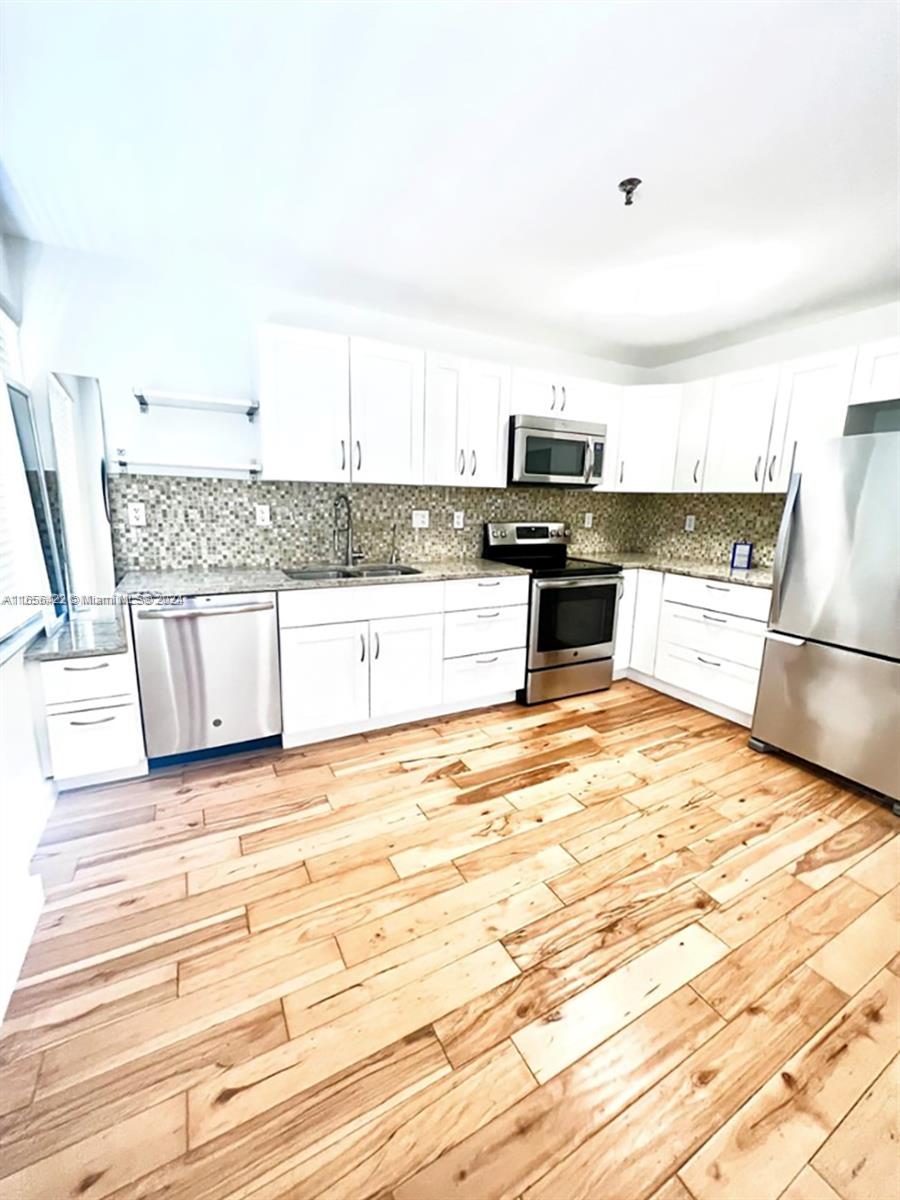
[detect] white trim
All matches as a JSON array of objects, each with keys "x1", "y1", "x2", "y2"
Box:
[
  {"x1": 55, "y1": 758, "x2": 149, "y2": 791},
  {"x1": 625, "y1": 668, "x2": 752, "y2": 728},
  {"x1": 282, "y1": 692, "x2": 517, "y2": 749}
]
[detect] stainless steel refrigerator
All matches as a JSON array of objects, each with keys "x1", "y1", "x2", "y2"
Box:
[{"x1": 750, "y1": 431, "x2": 900, "y2": 806}]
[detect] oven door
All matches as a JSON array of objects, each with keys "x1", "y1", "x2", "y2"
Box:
[
  {"x1": 528, "y1": 576, "x2": 621, "y2": 668},
  {"x1": 511, "y1": 425, "x2": 595, "y2": 486}
]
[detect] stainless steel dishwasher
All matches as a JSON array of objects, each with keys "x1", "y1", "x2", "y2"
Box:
[{"x1": 132, "y1": 592, "x2": 282, "y2": 758}]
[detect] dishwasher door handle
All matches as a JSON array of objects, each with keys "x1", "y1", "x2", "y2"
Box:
[{"x1": 136, "y1": 601, "x2": 275, "y2": 620}]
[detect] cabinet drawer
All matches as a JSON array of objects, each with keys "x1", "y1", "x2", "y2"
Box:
[
  {"x1": 41, "y1": 653, "x2": 136, "y2": 706},
  {"x1": 444, "y1": 605, "x2": 528, "y2": 658},
  {"x1": 443, "y1": 575, "x2": 529, "y2": 612},
  {"x1": 660, "y1": 602, "x2": 765, "y2": 669},
  {"x1": 442, "y1": 648, "x2": 526, "y2": 705},
  {"x1": 662, "y1": 572, "x2": 771, "y2": 621},
  {"x1": 47, "y1": 702, "x2": 145, "y2": 782},
  {"x1": 655, "y1": 642, "x2": 760, "y2": 715},
  {"x1": 278, "y1": 581, "x2": 444, "y2": 628}
]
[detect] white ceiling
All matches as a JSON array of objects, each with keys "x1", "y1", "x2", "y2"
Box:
[{"x1": 1, "y1": 0, "x2": 897, "y2": 365}]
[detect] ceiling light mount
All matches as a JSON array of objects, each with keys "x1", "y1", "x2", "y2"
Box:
[{"x1": 618, "y1": 177, "x2": 642, "y2": 206}]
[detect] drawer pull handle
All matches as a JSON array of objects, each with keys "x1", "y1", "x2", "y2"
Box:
[
  {"x1": 701, "y1": 613, "x2": 727, "y2": 623},
  {"x1": 69, "y1": 714, "x2": 117, "y2": 726},
  {"x1": 477, "y1": 611, "x2": 501, "y2": 619},
  {"x1": 476, "y1": 656, "x2": 499, "y2": 664},
  {"x1": 63, "y1": 662, "x2": 110, "y2": 671},
  {"x1": 697, "y1": 654, "x2": 722, "y2": 668},
  {"x1": 704, "y1": 584, "x2": 729, "y2": 592},
  {"x1": 477, "y1": 580, "x2": 501, "y2": 587}
]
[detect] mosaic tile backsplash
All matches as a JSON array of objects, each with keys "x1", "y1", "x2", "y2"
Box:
[{"x1": 108, "y1": 475, "x2": 784, "y2": 577}]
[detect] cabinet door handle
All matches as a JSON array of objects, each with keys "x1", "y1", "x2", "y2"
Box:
[
  {"x1": 470, "y1": 450, "x2": 477, "y2": 477},
  {"x1": 458, "y1": 449, "x2": 465, "y2": 476},
  {"x1": 560, "y1": 385, "x2": 567, "y2": 412},
  {"x1": 693, "y1": 458, "x2": 700, "y2": 484},
  {"x1": 753, "y1": 455, "x2": 762, "y2": 482},
  {"x1": 768, "y1": 454, "x2": 777, "y2": 482},
  {"x1": 360, "y1": 633, "x2": 366, "y2": 662},
  {"x1": 69, "y1": 714, "x2": 117, "y2": 726},
  {"x1": 550, "y1": 384, "x2": 557, "y2": 411},
  {"x1": 355, "y1": 441, "x2": 362, "y2": 471},
  {"x1": 477, "y1": 611, "x2": 501, "y2": 619},
  {"x1": 697, "y1": 654, "x2": 722, "y2": 667},
  {"x1": 619, "y1": 461, "x2": 624, "y2": 484},
  {"x1": 340, "y1": 440, "x2": 346, "y2": 472},
  {"x1": 374, "y1": 631, "x2": 380, "y2": 659},
  {"x1": 63, "y1": 662, "x2": 109, "y2": 672},
  {"x1": 702, "y1": 612, "x2": 727, "y2": 623},
  {"x1": 476, "y1": 655, "x2": 499, "y2": 664}
]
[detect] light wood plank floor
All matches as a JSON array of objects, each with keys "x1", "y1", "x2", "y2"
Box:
[{"x1": 2, "y1": 681, "x2": 898, "y2": 1200}]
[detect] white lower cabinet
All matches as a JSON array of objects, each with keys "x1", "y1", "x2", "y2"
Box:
[
  {"x1": 629, "y1": 570, "x2": 664, "y2": 675},
  {"x1": 443, "y1": 605, "x2": 528, "y2": 658},
  {"x1": 281, "y1": 620, "x2": 369, "y2": 734},
  {"x1": 654, "y1": 643, "x2": 762, "y2": 716},
  {"x1": 443, "y1": 648, "x2": 527, "y2": 705},
  {"x1": 370, "y1": 613, "x2": 443, "y2": 718},
  {"x1": 613, "y1": 569, "x2": 637, "y2": 676},
  {"x1": 46, "y1": 701, "x2": 145, "y2": 783}
]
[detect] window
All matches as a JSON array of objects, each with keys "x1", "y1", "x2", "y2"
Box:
[{"x1": 0, "y1": 319, "x2": 52, "y2": 643}]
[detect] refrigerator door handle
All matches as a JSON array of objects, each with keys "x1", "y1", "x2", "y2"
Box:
[
  {"x1": 765, "y1": 631, "x2": 806, "y2": 647},
  {"x1": 770, "y1": 470, "x2": 801, "y2": 626}
]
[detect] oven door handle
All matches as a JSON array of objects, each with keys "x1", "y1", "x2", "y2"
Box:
[{"x1": 534, "y1": 576, "x2": 622, "y2": 590}]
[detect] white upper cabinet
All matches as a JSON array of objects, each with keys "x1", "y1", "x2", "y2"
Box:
[
  {"x1": 672, "y1": 379, "x2": 714, "y2": 492},
  {"x1": 425, "y1": 353, "x2": 509, "y2": 487},
  {"x1": 349, "y1": 337, "x2": 425, "y2": 485},
  {"x1": 850, "y1": 337, "x2": 900, "y2": 405},
  {"x1": 259, "y1": 325, "x2": 351, "y2": 482},
  {"x1": 615, "y1": 386, "x2": 681, "y2": 492},
  {"x1": 511, "y1": 367, "x2": 564, "y2": 417},
  {"x1": 702, "y1": 366, "x2": 780, "y2": 493},
  {"x1": 766, "y1": 348, "x2": 857, "y2": 492}
]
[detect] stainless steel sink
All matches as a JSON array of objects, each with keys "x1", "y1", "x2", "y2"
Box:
[
  {"x1": 353, "y1": 564, "x2": 422, "y2": 577},
  {"x1": 283, "y1": 563, "x2": 422, "y2": 581},
  {"x1": 283, "y1": 567, "x2": 356, "y2": 580}
]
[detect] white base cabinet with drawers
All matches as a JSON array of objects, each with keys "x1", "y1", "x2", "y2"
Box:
[
  {"x1": 279, "y1": 575, "x2": 529, "y2": 746},
  {"x1": 615, "y1": 568, "x2": 772, "y2": 726},
  {"x1": 38, "y1": 643, "x2": 148, "y2": 789}
]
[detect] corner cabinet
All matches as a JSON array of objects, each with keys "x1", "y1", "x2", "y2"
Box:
[
  {"x1": 424, "y1": 353, "x2": 510, "y2": 488},
  {"x1": 259, "y1": 325, "x2": 351, "y2": 483},
  {"x1": 850, "y1": 337, "x2": 900, "y2": 405},
  {"x1": 702, "y1": 367, "x2": 780, "y2": 493},
  {"x1": 349, "y1": 338, "x2": 425, "y2": 484}
]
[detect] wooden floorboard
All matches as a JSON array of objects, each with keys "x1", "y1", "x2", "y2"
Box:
[{"x1": 0, "y1": 680, "x2": 896, "y2": 1199}]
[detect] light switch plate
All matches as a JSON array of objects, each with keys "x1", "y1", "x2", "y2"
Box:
[
  {"x1": 684, "y1": 514, "x2": 696, "y2": 532},
  {"x1": 452, "y1": 511, "x2": 465, "y2": 530},
  {"x1": 412, "y1": 510, "x2": 430, "y2": 529},
  {"x1": 127, "y1": 501, "x2": 146, "y2": 528},
  {"x1": 583, "y1": 512, "x2": 593, "y2": 529},
  {"x1": 255, "y1": 503, "x2": 271, "y2": 527}
]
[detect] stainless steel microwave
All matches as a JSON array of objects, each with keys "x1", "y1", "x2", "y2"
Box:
[{"x1": 508, "y1": 415, "x2": 607, "y2": 487}]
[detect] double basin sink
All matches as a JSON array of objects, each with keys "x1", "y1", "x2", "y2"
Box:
[{"x1": 283, "y1": 563, "x2": 422, "y2": 581}]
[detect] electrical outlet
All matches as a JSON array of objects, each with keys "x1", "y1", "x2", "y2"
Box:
[
  {"x1": 583, "y1": 512, "x2": 593, "y2": 529},
  {"x1": 255, "y1": 503, "x2": 271, "y2": 527},
  {"x1": 684, "y1": 514, "x2": 696, "y2": 532},
  {"x1": 127, "y1": 501, "x2": 146, "y2": 528},
  {"x1": 412, "y1": 510, "x2": 429, "y2": 529},
  {"x1": 452, "y1": 511, "x2": 465, "y2": 530}
]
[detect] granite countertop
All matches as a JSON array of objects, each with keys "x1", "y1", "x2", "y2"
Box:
[
  {"x1": 612, "y1": 553, "x2": 773, "y2": 589},
  {"x1": 25, "y1": 614, "x2": 129, "y2": 662},
  {"x1": 115, "y1": 559, "x2": 529, "y2": 597}
]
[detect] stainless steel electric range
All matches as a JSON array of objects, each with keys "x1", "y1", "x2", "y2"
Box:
[{"x1": 483, "y1": 522, "x2": 623, "y2": 704}]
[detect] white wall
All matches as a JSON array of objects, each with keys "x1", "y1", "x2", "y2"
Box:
[
  {"x1": 0, "y1": 648, "x2": 53, "y2": 1017},
  {"x1": 643, "y1": 301, "x2": 900, "y2": 382}
]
